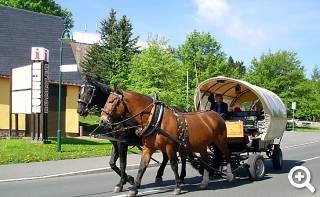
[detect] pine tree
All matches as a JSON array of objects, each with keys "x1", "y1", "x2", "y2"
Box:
[
  {"x1": 81, "y1": 9, "x2": 138, "y2": 86},
  {"x1": 227, "y1": 56, "x2": 246, "y2": 78}
]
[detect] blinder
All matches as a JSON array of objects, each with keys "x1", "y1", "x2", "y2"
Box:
[
  {"x1": 105, "y1": 92, "x2": 124, "y2": 117},
  {"x1": 78, "y1": 84, "x2": 96, "y2": 113}
]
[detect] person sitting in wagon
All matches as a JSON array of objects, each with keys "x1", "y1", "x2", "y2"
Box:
[{"x1": 209, "y1": 93, "x2": 228, "y2": 118}]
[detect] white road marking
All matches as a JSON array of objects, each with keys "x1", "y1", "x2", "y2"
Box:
[
  {"x1": 111, "y1": 189, "x2": 161, "y2": 197},
  {"x1": 0, "y1": 164, "x2": 139, "y2": 183},
  {"x1": 302, "y1": 156, "x2": 320, "y2": 162},
  {"x1": 1, "y1": 140, "x2": 319, "y2": 183},
  {"x1": 295, "y1": 156, "x2": 320, "y2": 164},
  {"x1": 283, "y1": 140, "x2": 320, "y2": 150},
  {"x1": 111, "y1": 185, "x2": 175, "y2": 197}
]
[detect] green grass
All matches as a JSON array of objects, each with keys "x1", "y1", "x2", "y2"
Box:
[
  {"x1": 79, "y1": 114, "x2": 100, "y2": 124},
  {"x1": 0, "y1": 137, "x2": 141, "y2": 165},
  {"x1": 0, "y1": 114, "x2": 142, "y2": 165},
  {"x1": 79, "y1": 114, "x2": 106, "y2": 135},
  {"x1": 287, "y1": 127, "x2": 320, "y2": 132}
]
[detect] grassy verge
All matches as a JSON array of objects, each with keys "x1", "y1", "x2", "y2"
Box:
[
  {"x1": 79, "y1": 114, "x2": 106, "y2": 135},
  {"x1": 286, "y1": 127, "x2": 320, "y2": 132},
  {"x1": 0, "y1": 137, "x2": 140, "y2": 165}
]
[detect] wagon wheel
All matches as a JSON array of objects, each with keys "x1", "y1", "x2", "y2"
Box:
[
  {"x1": 247, "y1": 154, "x2": 265, "y2": 181},
  {"x1": 272, "y1": 144, "x2": 283, "y2": 170}
]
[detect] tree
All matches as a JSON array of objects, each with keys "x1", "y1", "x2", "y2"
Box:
[
  {"x1": 81, "y1": 9, "x2": 138, "y2": 86},
  {"x1": 176, "y1": 31, "x2": 242, "y2": 110},
  {"x1": 246, "y1": 50, "x2": 305, "y2": 98},
  {"x1": 227, "y1": 56, "x2": 246, "y2": 78},
  {"x1": 311, "y1": 65, "x2": 320, "y2": 81},
  {"x1": 292, "y1": 80, "x2": 320, "y2": 121},
  {"x1": 127, "y1": 39, "x2": 186, "y2": 108},
  {"x1": 0, "y1": 0, "x2": 73, "y2": 31}
]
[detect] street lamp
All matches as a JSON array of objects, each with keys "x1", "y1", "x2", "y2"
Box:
[{"x1": 57, "y1": 29, "x2": 72, "y2": 152}]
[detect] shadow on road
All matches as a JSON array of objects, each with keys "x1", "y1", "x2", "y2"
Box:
[
  {"x1": 138, "y1": 159, "x2": 305, "y2": 196},
  {"x1": 265, "y1": 159, "x2": 305, "y2": 174}
]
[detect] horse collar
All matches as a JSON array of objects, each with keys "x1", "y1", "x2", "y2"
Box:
[{"x1": 136, "y1": 102, "x2": 165, "y2": 138}]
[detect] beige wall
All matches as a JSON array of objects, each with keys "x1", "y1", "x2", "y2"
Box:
[
  {"x1": 65, "y1": 85, "x2": 79, "y2": 133},
  {"x1": 0, "y1": 77, "x2": 25, "y2": 130},
  {"x1": 1, "y1": 77, "x2": 79, "y2": 134}
]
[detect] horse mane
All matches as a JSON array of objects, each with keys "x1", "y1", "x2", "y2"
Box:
[
  {"x1": 124, "y1": 90, "x2": 153, "y2": 102},
  {"x1": 84, "y1": 77, "x2": 111, "y2": 98},
  {"x1": 94, "y1": 81, "x2": 112, "y2": 95},
  {"x1": 123, "y1": 90, "x2": 187, "y2": 113}
]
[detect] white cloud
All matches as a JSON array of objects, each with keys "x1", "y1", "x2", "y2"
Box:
[
  {"x1": 193, "y1": 0, "x2": 268, "y2": 47},
  {"x1": 194, "y1": 0, "x2": 229, "y2": 24}
]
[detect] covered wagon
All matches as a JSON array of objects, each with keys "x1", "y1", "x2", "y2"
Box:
[{"x1": 194, "y1": 76, "x2": 287, "y2": 180}]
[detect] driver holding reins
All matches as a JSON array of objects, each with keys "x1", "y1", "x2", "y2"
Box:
[{"x1": 209, "y1": 93, "x2": 228, "y2": 118}]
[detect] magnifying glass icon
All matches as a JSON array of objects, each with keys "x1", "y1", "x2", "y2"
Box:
[{"x1": 288, "y1": 166, "x2": 316, "y2": 194}]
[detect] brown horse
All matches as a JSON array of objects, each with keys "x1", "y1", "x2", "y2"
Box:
[{"x1": 100, "y1": 88, "x2": 234, "y2": 196}]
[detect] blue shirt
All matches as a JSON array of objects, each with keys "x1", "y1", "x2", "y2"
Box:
[{"x1": 216, "y1": 104, "x2": 221, "y2": 113}]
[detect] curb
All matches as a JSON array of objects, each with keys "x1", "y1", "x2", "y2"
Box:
[{"x1": 0, "y1": 162, "x2": 161, "y2": 183}]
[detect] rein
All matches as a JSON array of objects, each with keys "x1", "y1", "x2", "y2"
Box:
[
  {"x1": 103, "y1": 92, "x2": 190, "y2": 151},
  {"x1": 102, "y1": 100, "x2": 155, "y2": 128}
]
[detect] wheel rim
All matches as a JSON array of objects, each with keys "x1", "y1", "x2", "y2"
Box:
[{"x1": 255, "y1": 159, "x2": 265, "y2": 177}]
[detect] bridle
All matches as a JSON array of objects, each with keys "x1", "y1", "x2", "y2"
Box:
[
  {"x1": 102, "y1": 92, "x2": 123, "y2": 117},
  {"x1": 78, "y1": 84, "x2": 96, "y2": 114},
  {"x1": 101, "y1": 92, "x2": 154, "y2": 130}
]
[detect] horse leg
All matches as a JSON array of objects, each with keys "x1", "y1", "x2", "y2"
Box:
[
  {"x1": 155, "y1": 152, "x2": 168, "y2": 183},
  {"x1": 199, "y1": 150, "x2": 210, "y2": 190},
  {"x1": 109, "y1": 142, "x2": 121, "y2": 177},
  {"x1": 179, "y1": 153, "x2": 187, "y2": 184},
  {"x1": 216, "y1": 141, "x2": 235, "y2": 182},
  {"x1": 128, "y1": 147, "x2": 154, "y2": 197},
  {"x1": 113, "y1": 143, "x2": 134, "y2": 193},
  {"x1": 119, "y1": 144, "x2": 134, "y2": 186},
  {"x1": 167, "y1": 146, "x2": 182, "y2": 195}
]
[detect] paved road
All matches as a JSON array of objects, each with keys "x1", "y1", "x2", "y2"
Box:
[{"x1": 0, "y1": 131, "x2": 319, "y2": 197}]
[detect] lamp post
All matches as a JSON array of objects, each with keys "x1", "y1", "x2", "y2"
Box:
[
  {"x1": 57, "y1": 29, "x2": 71, "y2": 152},
  {"x1": 292, "y1": 102, "x2": 296, "y2": 132}
]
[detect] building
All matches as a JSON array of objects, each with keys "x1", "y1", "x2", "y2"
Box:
[{"x1": 0, "y1": 6, "x2": 82, "y2": 137}]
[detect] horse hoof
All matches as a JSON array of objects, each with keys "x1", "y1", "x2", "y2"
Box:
[
  {"x1": 226, "y1": 173, "x2": 235, "y2": 182},
  {"x1": 173, "y1": 187, "x2": 181, "y2": 195},
  {"x1": 155, "y1": 177, "x2": 163, "y2": 183},
  {"x1": 127, "y1": 189, "x2": 138, "y2": 197},
  {"x1": 127, "y1": 175, "x2": 135, "y2": 185},
  {"x1": 113, "y1": 185, "x2": 123, "y2": 193},
  {"x1": 199, "y1": 183, "x2": 208, "y2": 190}
]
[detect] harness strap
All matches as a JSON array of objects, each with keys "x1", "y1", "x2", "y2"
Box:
[
  {"x1": 136, "y1": 104, "x2": 157, "y2": 136},
  {"x1": 175, "y1": 112, "x2": 190, "y2": 150},
  {"x1": 136, "y1": 102, "x2": 184, "y2": 146},
  {"x1": 105, "y1": 102, "x2": 155, "y2": 127},
  {"x1": 158, "y1": 128, "x2": 181, "y2": 145},
  {"x1": 78, "y1": 84, "x2": 96, "y2": 113}
]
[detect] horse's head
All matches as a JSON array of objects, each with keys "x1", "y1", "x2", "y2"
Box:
[
  {"x1": 77, "y1": 79, "x2": 96, "y2": 116},
  {"x1": 100, "y1": 87, "x2": 127, "y2": 128}
]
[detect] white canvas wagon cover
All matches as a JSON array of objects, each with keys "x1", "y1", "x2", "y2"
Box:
[{"x1": 194, "y1": 76, "x2": 287, "y2": 141}]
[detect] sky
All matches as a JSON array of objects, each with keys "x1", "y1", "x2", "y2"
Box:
[{"x1": 55, "y1": 0, "x2": 320, "y2": 77}]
